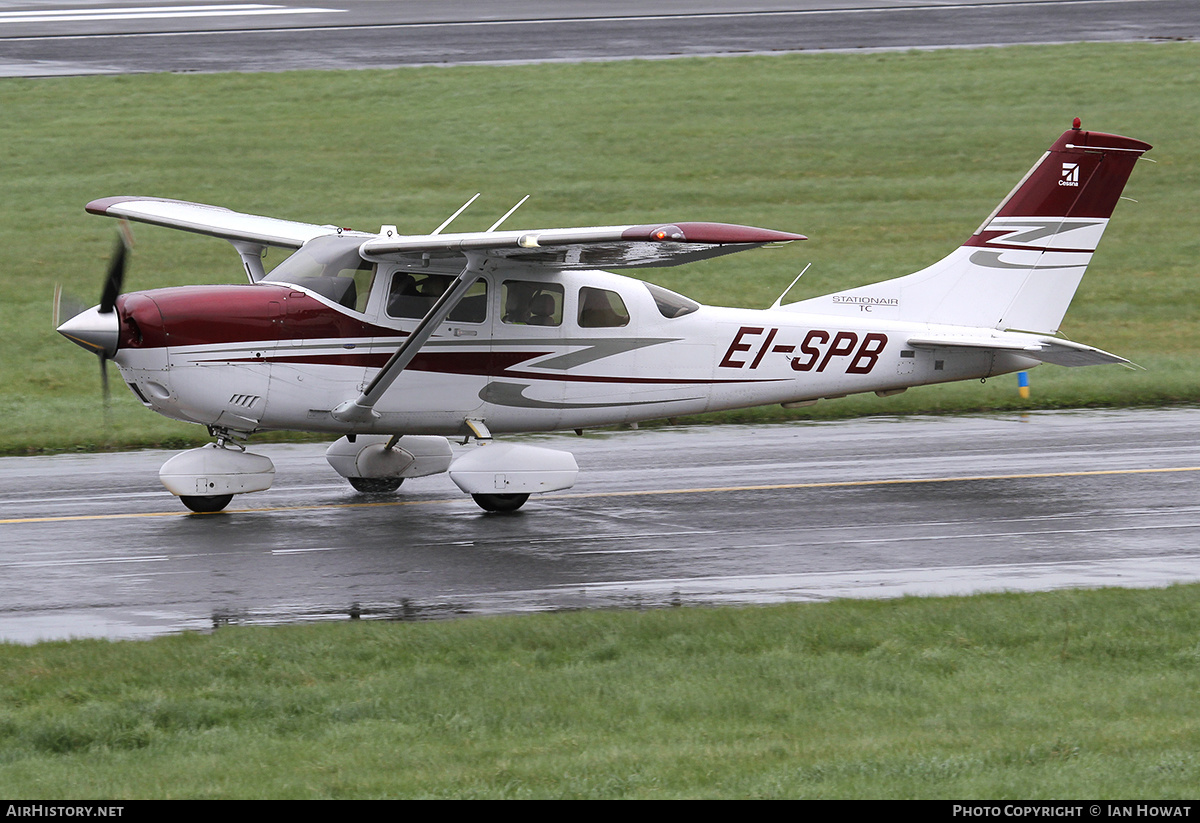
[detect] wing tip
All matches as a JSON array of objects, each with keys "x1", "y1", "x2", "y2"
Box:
[
  {"x1": 85, "y1": 195, "x2": 234, "y2": 217},
  {"x1": 623, "y1": 222, "x2": 805, "y2": 244},
  {"x1": 86, "y1": 195, "x2": 141, "y2": 216}
]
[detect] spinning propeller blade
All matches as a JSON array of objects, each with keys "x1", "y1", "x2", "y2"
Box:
[
  {"x1": 99, "y1": 351, "x2": 111, "y2": 404},
  {"x1": 97, "y1": 232, "x2": 131, "y2": 404},
  {"x1": 99, "y1": 234, "x2": 128, "y2": 315},
  {"x1": 51, "y1": 283, "x2": 89, "y2": 328},
  {"x1": 57, "y1": 231, "x2": 133, "y2": 409}
]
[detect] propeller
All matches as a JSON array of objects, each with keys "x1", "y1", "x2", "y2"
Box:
[
  {"x1": 98, "y1": 232, "x2": 130, "y2": 403},
  {"x1": 56, "y1": 229, "x2": 132, "y2": 406},
  {"x1": 99, "y1": 234, "x2": 127, "y2": 315},
  {"x1": 96, "y1": 233, "x2": 129, "y2": 403},
  {"x1": 51, "y1": 283, "x2": 89, "y2": 329}
]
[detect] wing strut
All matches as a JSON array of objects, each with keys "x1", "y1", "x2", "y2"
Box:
[
  {"x1": 232, "y1": 241, "x2": 267, "y2": 282},
  {"x1": 331, "y1": 255, "x2": 486, "y2": 424}
]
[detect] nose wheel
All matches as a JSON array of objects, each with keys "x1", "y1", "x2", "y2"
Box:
[{"x1": 160, "y1": 436, "x2": 275, "y2": 513}]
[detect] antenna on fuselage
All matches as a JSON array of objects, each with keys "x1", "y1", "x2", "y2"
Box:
[
  {"x1": 769, "y1": 263, "x2": 812, "y2": 310},
  {"x1": 487, "y1": 195, "x2": 530, "y2": 232},
  {"x1": 430, "y1": 193, "x2": 481, "y2": 235}
]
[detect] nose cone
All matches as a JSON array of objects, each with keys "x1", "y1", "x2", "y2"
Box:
[{"x1": 58, "y1": 305, "x2": 119, "y2": 357}]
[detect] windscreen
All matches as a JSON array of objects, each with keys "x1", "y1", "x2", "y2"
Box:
[{"x1": 263, "y1": 235, "x2": 376, "y2": 312}]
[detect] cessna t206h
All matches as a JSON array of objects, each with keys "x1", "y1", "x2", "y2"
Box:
[{"x1": 58, "y1": 121, "x2": 1150, "y2": 513}]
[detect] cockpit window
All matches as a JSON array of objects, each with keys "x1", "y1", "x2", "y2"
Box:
[
  {"x1": 578, "y1": 287, "x2": 630, "y2": 328},
  {"x1": 263, "y1": 235, "x2": 376, "y2": 313},
  {"x1": 386, "y1": 272, "x2": 488, "y2": 323},
  {"x1": 644, "y1": 282, "x2": 699, "y2": 318}
]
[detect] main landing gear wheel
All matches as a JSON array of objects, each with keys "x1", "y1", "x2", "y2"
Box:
[
  {"x1": 347, "y1": 477, "x2": 404, "y2": 494},
  {"x1": 179, "y1": 494, "x2": 233, "y2": 513},
  {"x1": 471, "y1": 493, "x2": 529, "y2": 513}
]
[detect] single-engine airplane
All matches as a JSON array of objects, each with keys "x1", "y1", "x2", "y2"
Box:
[{"x1": 58, "y1": 121, "x2": 1150, "y2": 513}]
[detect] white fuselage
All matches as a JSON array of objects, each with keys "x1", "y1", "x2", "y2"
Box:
[{"x1": 112, "y1": 266, "x2": 1039, "y2": 438}]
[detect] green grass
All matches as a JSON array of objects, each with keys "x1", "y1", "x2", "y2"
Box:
[
  {"x1": 3, "y1": 43, "x2": 1200, "y2": 454},
  {"x1": 1, "y1": 586, "x2": 1199, "y2": 798},
  {"x1": 4, "y1": 49, "x2": 1198, "y2": 800}
]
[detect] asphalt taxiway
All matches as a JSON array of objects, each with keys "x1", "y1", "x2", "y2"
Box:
[
  {"x1": 1, "y1": 0, "x2": 1197, "y2": 76},
  {"x1": 3, "y1": 408, "x2": 1198, "y2": 643}
]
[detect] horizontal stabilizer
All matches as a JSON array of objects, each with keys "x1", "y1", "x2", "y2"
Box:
[
  {"x1": 359, "y1": 222, "x2": 805, "y2": 271},
  {"x1": 907, "y1": 333, "x2": 1129, "y2": 367},
  {"x1": 86, "y1": 196, "x2": 360, "y2": 249}
]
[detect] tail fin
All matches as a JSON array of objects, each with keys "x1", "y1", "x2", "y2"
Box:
[{"x1": 786, "y1": 122, "x2": 1151, "y2": 333}]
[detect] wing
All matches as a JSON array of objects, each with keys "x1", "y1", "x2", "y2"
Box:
[
  {"x1": 85, "y1": 196, "x2": 363, "y2": 249},
  {"x1": 88, "y1": 198, "x2": 803, "y2": 281},
  {"x1": 359, "y1": 222, "x2": 806, "y2": 271}
]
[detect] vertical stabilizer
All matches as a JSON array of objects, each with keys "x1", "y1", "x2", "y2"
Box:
[{"x1": 786, "y1": 122, "x2": 1151, "y2": 333}]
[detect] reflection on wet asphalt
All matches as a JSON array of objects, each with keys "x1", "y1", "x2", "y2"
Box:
[{"x1": 2, "y1": 409, "x2": 1199, "y2": 642}]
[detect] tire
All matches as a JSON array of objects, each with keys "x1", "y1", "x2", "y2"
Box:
[
  {"x1": 347, "y1": 476, "x2": 403, "y2": 494},
  {"x1": 471, "y1": 493, "x2": 530, "y2": 513},
  {"x1": 179, "y1": 494, "x2": 233, "y2": 513}
]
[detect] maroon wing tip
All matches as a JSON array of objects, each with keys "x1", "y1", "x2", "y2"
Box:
[
  {"x1": 85, "y1": 196, "x2": 141, "y2": 216},
  {"x1": 624, "y1": 222, "x2": 805, "y2": 244},
  {"x1": 85, "y1": 195, "x2": 228, "y2": 217}
]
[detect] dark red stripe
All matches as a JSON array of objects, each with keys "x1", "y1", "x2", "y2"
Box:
[
  {"x1": 211, "y1": 350, "x2": 781, "y2": 386},
  {"x1": 965, "y1": 236, "x2": 1095, "y2": 254}
]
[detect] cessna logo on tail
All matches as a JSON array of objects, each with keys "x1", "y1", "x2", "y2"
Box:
[{"x1": 1060, "y1": 162, "x2": 1080, "y2": 186}]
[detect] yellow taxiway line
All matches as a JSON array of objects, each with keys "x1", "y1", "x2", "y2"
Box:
[{"x1": 4, "y1": 465, "x2": 1200, "y2": 526}]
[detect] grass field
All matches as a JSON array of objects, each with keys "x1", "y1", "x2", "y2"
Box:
[
  {"x1": 1, "y1": 586, "x2": 1199, "y2": 799},
  {"x1": 3, "y1": 45, "x2": 1199, "y2": 799},
  {"x1": 3, "y1": 42, "x2": 1199, "y2": 453}
]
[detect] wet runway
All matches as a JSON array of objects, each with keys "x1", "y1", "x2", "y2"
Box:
[
  {"x1": 2, "y1": 0, "x2": 1197, "y2": 76},
  {"x1": 4, "y1": 5, "x2": 1199, "y2": 642},
  {"x1": 3, "y1": 408, "x2": 1199, "y2": 643}
]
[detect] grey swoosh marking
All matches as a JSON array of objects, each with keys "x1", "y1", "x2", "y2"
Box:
[
  {"x1": 480, "y1": 381, "x2": 699, "y2": 410},
  {"x1": 528, "y1": 338, "x2": 677, "y2": 371},
  {"x1": 403, "y1": 335, "x2": 678, "y2": 370},
  {"x1": 969, "y1": 250, "x2": 1086, "y2": 271}
]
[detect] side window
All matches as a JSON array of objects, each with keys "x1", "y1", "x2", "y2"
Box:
[
  {"x1": 502, "y1": 281, "x2": 563, "y2": 327},
  {"x1": 578, "y1": 287, "x2": 630, "y2": 328},
  {"x1": 386, "y1": 272, "x2": 487, "y2": 323},
  {"x1": 644, "y1": 282, "x2": 699, "y2": 318}
]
